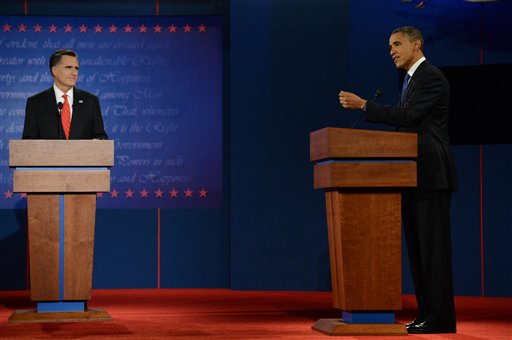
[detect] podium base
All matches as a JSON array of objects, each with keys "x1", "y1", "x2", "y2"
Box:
[
  {"x1": 8, "y1": 308, "x2": 112, "y2": 323},
  {"x1": 312, "y1": 319, "x2": 407, "y2": 336}
]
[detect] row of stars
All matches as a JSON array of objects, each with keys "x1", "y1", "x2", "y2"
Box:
[
  {"x1": 3, "y1": 188, "x2": 209, "y2": 200},
  {"x1": 2, "y1": 23, "x2": 207, "y2": 33}
]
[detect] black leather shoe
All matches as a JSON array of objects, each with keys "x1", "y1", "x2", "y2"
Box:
[
  {"x1": 407, "y1": 320, "x2": 456, "y2": 334},
  {"x1": 405, "y1": 318, "x2": 425, "y2": 329}
]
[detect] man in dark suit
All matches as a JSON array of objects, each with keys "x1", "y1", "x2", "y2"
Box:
[
  {"x1": 22, "y1": 49, "x2": 108, "y2": 140},
  {"x1": 339, "y1": 26, "x2": 457, "y2": 334}
]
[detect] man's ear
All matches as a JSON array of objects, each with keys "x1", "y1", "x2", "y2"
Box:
[{"x1": 414, "y1": 39, "x2": 422, "y2": 52}]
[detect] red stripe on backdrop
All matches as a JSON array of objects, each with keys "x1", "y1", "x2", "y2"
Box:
[
  {"x1": 24, "y1": 0, "x2": 28, "y2": 15},
  {"x1": 480, "y1": 146, "x2": 484, "y2": 296},
  {"x1": 158, "y1": 208, "x2": 161, "y2": 289},
  {"x1": 156, "y1": 0, "x2": 159, "y2": 16},
  {"x1": 479, "y1": 3, "x2": 484, "y2": 297}
]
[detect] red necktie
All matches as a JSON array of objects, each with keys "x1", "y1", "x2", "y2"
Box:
[{"x1": 61, "y1": 94, "x2": 71, "y2": 139}]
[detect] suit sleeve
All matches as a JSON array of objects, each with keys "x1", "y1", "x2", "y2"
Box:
[
  {"x1": 22, "y1": 97, "x2": 39, "y2": 139},
  {"x1": 91, "y1": 96, "x2": 108, "y2": 140},
  {"x1": 364, "y1": 69, "x2": 444, "y2": 128}
]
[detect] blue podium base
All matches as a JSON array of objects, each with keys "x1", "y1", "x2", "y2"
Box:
[
  {"x1": 342, "y1": 311, "x2": 395, "y2": 324},
  {"x1": 37, "y1": 301, "x2": 86, "y2": 313}
]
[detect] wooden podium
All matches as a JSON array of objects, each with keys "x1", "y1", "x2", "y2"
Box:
[
  {"x1": 8, "y1": 140, "x2": 113, "y2": 323},
  {"x1": 310, "y1": 128, "x2": 417, "y2": 336}
]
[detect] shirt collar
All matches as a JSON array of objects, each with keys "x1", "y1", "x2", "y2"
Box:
[
  {"x1": 53, "y1": 84, "x2": 73, "y2": 101},
  {"x1": 407, "y1": 56, "x2": 426, "y2": 78}
]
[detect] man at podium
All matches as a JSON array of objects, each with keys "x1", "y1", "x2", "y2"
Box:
[
  {"x1": 338, "y1": 26, "x2": 457, "y2": 334},
  {"x1": 10, "y1": 51, "x2": 113, "y2": 319},
  {"x1": 22, "y1": 49, "x2": 108, "y2": 140}
]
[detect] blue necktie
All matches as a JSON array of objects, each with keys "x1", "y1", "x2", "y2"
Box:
[{"x1": 401, "y1": 73, "x2": 411, "y2": 105}]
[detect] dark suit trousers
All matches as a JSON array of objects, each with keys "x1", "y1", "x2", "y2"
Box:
[{"x1": 402, "y1": 189, "x2": 456, "y2": 327}]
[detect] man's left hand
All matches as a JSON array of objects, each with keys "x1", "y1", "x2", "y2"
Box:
[{"x1": 339, "y1": 90, "x2": 366, "y2": 110}]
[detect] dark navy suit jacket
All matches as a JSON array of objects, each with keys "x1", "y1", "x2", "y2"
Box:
[
  {"x1": 22, "y1": 87, "x2": 108, "y2": 140},
  {"x1": 364, "y1": 60, "x2": 457, "y2": 193}
]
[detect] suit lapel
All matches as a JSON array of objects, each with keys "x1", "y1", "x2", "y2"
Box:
[
  {"x1": 44, "y1": 87, "x2": 64, "y2": 138},
  {"x1": 403, "y1": 79, "x2": 413, "y2": 104},
  {"x1": 403, "y1": 61, "x2": 429, "y2": 105},
  {"x1": 70, "y1": 88, "x2": 82, "y2": 139}
]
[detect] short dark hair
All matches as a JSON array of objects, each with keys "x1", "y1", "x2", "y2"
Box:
[
  {"x1": 392, "y1": 26, "x2": 424, "y2": 51},
  {"x1": 49, "y1": 49, "x2": 78, "y2": 72}
]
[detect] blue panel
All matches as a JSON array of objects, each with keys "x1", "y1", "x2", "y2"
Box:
[
  {"x1": 93, "y1": 209, "x2": 158, "y2": 288},
  {"x1": 483, "y1": 145, "x2": 512, "y2": 297},
  {"x1": 230, "y1": 0, "x2": 347, "y2": 291},
  {"x1": 342, "y1": 311, "x2": 395, "y2": 324},
  {"x1": 230, "y1": 183, "x2": 330, "y2": 291},
  {"x1": 38, "y1": 301, "x2": 85, "y2": 313},
  {"x1": 0, "y1": 209, "x2": 27, "y2": 290},
  {"x1": 25, "y1": 0, "x2": 155, "y2": 16},
  {"x1": 451, "y1": 146, "x2": 482, "y2": 296},
  {"x1": 160, "y1": 209, "x2": 229, "y2": 288},
  {"x1": 480, "y1": 2, "x2": 512, "y2": 64},
  {"x1": 0, "y1": 0, "x2": 24, "y2": 15}
]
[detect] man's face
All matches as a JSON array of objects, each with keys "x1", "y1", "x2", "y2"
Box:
[
  {"x1": 52, "y1": 55, "x2": 79, "y2": 92},
  {"x1": 389, "y1": 32, "x2": 421, "y2": 71}
]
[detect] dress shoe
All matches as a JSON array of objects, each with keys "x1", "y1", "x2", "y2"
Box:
[
  {"x1": 405, "y1": 318, "x2": 425, "y2": 329},
  {"x1": 407, "y1": 320, "x2": 456, "y2": 334}
]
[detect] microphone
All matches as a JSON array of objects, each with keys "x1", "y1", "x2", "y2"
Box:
[
  {"x1": 57, "y1": 102, "x2": 63, "y2": 114},
  {"x1": 350, "y1": 89, "x2": 384, "y2": 129}
]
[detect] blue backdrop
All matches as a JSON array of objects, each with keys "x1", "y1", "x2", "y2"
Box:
[
  {"x1": 0, "y1": 15, "x2": 223, "y2": 209},
  {"x1": 0, "y1": 0, "x2": 510, "y2": 297}
]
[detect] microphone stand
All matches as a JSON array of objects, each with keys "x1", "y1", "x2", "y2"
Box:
[{"x1": 57, "y1": 102, "x2": 63, "y2": 139}]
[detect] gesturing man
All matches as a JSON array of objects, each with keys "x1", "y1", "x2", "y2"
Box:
[{"x1": 339, "y1": 26, "x2": 458, "y2": 334}]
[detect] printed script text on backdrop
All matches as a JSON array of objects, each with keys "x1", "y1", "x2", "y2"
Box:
[{"x1": 0, "y1": 16, "x2": 223, "y2": 209}]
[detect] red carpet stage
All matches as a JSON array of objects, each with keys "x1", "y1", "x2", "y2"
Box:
[{"x1": 1, "y1": 289, "x2": 510, "y2": 339}]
